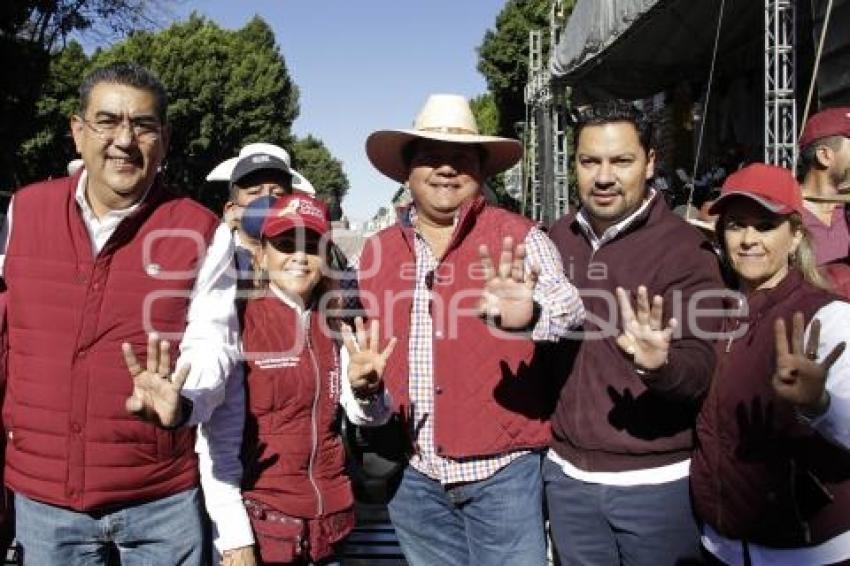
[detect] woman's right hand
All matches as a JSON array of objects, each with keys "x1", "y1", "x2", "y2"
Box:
[{"x1": 341, "y1": 317, "x2": 397, "y2": 398}]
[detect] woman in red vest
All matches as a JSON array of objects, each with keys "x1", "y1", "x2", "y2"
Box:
[
  {"x1": 687, "y1": 164, "x2": 850, "y2": 564},
  {"x1": 220, "y1": 193, "x2": 396, "y2": 566}
]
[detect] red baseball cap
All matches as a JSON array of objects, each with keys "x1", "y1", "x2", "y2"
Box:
[
  {"x1": 261, "y1": 193, "x2": 330, "y2": 239},
  {"x1": 708, "y1": 163, "x2": 804, "y2": 216},
  {"x1": 799, "y1": 106, "x2": 850, "y2": 149}
]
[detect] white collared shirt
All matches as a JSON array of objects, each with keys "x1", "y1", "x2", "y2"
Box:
[{"x1": 575, "y1": 189, "x2": 658, "y2": 252}]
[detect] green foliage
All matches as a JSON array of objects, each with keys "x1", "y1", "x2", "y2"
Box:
[
  {"x1": 0, "y1": 1, "x2": 170, "y2": 189},
  {"x1": 477, "y1": 0, "x2": 551, "y2": 137},
  {"x1": 469, "y1": 92, "x2": 500, "y2": 136},
  {"x1": 13, "y1": 14, "x2": 308, "y2": 215},
  {"x1": 17, "y1": 41, "x2": 88, "y2": 183},
  {"x1": 89, "y1": 14, "x2": 300, "y2": 212},
  {"x1": 291, "y1": 135, "x2": 350, "y2": 221}
]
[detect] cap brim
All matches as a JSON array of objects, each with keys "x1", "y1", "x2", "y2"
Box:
[
  {"x1": 290, "y1": 168, "x2": 314, "y2": 195},
  {"x1": 263, "y1": 220, "x2": 328, "y2": 240},
  {"x1": 708, "y1": 191, "x2": 794, "y2": 216},
  {"x1": 366, "y1": 129, "x2": 522, "y2": 184},
  {"x1": 206, "y1": 157, "x2": 238, "y2": 182}
]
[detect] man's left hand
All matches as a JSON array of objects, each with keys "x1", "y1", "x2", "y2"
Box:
[
  {"x1": 122, "y1": 333, "x2": 191, "y2": 428},
  {"x1": 477, "y1": 236, "x2": 540, "y2": 330}
]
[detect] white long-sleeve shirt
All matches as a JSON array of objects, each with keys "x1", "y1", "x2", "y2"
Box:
[
  {"x1": 702, "y1": 299, "x2": 850, "y2": 565},
  {"x1": 199, "y1": 281, "x2": 393, "y2": 554},
  {"x1": 0, "y1": 172, "x2": 239, "y2": 426}
]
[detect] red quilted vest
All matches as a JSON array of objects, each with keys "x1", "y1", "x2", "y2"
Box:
[
  {"x1": 357, "y1": 197, "x2": 556, "y2": 458},
  {"x1": 240, "y1": 295, "x2": 352, "y2": 519},
  {"x1": 3, "y1": 173, "x2": 218, "y2": 511}
]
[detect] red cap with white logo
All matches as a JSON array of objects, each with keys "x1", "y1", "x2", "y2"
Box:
[{"x1": 261, "y1": 193, "x2": 330, "y2": 239}]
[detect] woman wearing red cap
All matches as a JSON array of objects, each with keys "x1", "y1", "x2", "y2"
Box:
[
  {"x1": 685, "y1": 163, "x2": 850, "y2": 563},
  {"x1": 216, "y1": 193, "x2": 396, "y2": 566}
]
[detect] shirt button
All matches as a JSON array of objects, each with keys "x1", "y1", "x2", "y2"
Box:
[
  {"x1": 436, "y1": 445, "x2": 444, "y2": 454},
  {"x1": 435, "y1": 387, "x2": 443, "y2": 395},
  {"x1": 434, "y1": 330, "x2": 444, "y2": 339},
  {"x1": 7, "y1": 431, "x2": 13, "y2": 441}
]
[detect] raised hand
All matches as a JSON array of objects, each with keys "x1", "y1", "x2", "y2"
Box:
[
  {"x1": 122, "y1": 333, "x2": 190, "y2": 428},
  {"x1": 772, "y1": 312, "x2": 845, "y2": 416},
  {"x1": 477, "y1": 236, "x2": 540, "y2": 330},
  {"x1": 615, "y1": 286, "x2": 676, "y2": 372},
  {"x1": 341, "y1": 317, "x2": 397, "y2": 398}
]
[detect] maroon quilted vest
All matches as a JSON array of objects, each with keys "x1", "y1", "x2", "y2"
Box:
[
  {"x1": 240, "y1": 295, "x2": 352, "y2": 519},
  {"x1": 3, "y1": 173, "x2": 218, "y2": 511},
  {"x1": 357, "y1": 197, "x2": 556, "y2": 458},
  {"x1": 691, "y1": 271, "x2": 850, "y2": 547}
]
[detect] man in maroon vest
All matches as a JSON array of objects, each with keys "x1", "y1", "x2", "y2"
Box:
[
  {"x1": 358, "y1": 94, "x2": 585, "y2": 565},
  {"x1": 545, "y1": 99, "x2": 725, "y2": 564},
  {"x1": 0, "y1": 62, "x2": 238, "y2": 564},
  {"x1": 797, "y1": 107, "x2": 850, "y2": 296}
]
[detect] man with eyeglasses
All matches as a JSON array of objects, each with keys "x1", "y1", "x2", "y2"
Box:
[{"x1": 0, "y1": 62, "x2": 238, "y2": 564}]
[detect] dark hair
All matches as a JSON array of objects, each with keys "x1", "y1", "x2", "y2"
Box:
[
  {"x1": 797, "y1": 135, "x2": 845, "y2": 180},
  {"x1": 79, "y1": 62, "x2": 168, "y2": 122},
  {"x1": 573, "y1": 99, "x2": 654, "y2": 155}
]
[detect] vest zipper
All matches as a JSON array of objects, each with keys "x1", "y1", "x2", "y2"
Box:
[{"x1": 304, "y1": 312, "x2": 324, "y2": 517}]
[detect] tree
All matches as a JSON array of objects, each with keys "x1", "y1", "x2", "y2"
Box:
[
  {"x1": 469, "y1": 92, "x2": 500, "y2": 136},
  {"x1": 0, "y1": 0, "x2": 171, "y2": 189},
  {"x1": 94, "y1": 14, "x2": 300, "y2": 212},
  {"x1": 291, "y1": 135, "x2": 350, "y2": 221},
  {"x1": 2, "y1": 0, "x2": 168, "y2": 52},
  {"x1": 17, "y1": 40, "x2": 88, "y2": 183},
  {"x1": 477, "y1": 0, "x2": 575, "y2": 137},
  {"x1": 15, "y1": 14, "x2": 302, "y2": 213}
]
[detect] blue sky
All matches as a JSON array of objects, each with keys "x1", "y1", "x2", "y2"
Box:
[{"x1": 168, "y1": 0, "x2": 509, "y2": 222}]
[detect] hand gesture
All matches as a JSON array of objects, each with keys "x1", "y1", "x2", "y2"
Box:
[
  {"x1": 341, "y1": 317, "x2": 397, "y2": 398},
  {"x1": 477, "y1": 236, "x2": 540, "y2": 330},
  {"x1": 772, "y1": 312, "x2": 845, "y2": 416},
  {"x1": 615, "y1": 286, "x2": 676, "y2": 372},
  {"x1": 221, "y1": 545, "x2": 257, "y2": 566},
  {"x1": 122, "y1": 333, "x2": 190, "y2": 428}
]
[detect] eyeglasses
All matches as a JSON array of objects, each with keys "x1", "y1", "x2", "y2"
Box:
[{"x1": 80, "y1": 114, "x2": 162, "y2": 141}]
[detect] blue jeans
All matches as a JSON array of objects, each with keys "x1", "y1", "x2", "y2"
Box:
[
  {"x1": 543, "y1": 458, "x2": 701, "y2": 565},
  {"x1": 15, "y1": 488, "x2": 206, "y2": 566},
  {"x1": 387, "y1": 452, "x2": 546, "y2": 566}
]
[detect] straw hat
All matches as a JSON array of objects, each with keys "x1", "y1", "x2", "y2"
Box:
[{"x1": 366, "y1": 94, "x2": 522, "y2": 183}]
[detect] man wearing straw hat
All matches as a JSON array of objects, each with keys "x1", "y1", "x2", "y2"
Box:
[{"x1": 357, "y1": 94, "x2": 585, "y2": 564}]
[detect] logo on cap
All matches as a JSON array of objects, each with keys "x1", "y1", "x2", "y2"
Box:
[
  {"x1": 276, "y1": 198, "x2": 324, "y2": 220},
  {"x1": 251, "y1": 154, "x2": 272, "y2": 164}
]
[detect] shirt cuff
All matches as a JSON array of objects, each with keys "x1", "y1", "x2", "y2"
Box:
[{"x1": 212, "y1": 499, "x2": 255, "y2": 553}]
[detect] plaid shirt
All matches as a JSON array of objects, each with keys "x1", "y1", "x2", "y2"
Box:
[{"x1": 406, "y1": 207, "x2": 584, "y2": 485}]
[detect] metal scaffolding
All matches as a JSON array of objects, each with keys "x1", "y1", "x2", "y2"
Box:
[
  {"x1": 522, "y1": 0, "x2": 570, "y2": 225},
  {"x1": 764, "y1": 0, "x2": 797, "y2": 169}
]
